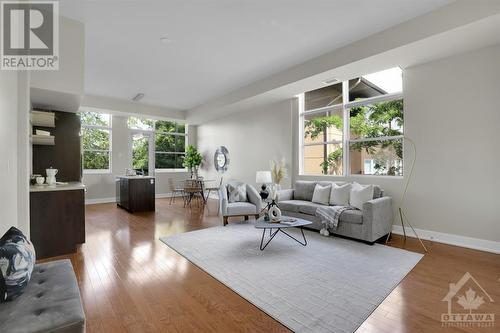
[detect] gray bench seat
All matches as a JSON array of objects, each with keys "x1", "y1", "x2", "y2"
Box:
[{"x1": 0, "y1": 259, "x2": 85, "y2": 333}]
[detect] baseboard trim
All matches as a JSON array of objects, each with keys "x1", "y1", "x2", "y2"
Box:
[
  {"x1": 85, "y1": 193, "x2": 177, "y2": 205},
  {"x1": 85, "y1": 197, "x2": 116, "y2": 205},
  {"x1": 391, "y1": 225, "x2": 500, "y2": 254}
]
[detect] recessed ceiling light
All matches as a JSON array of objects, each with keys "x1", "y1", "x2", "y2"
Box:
[
  {"x1": 132, "y1": 93, "x2": 144, "y2": 102},
  {"x1": 160, "y1": 37, "x2": 171, "y2": 43},
  {"x1": 322, "y1": 78, "x2": 340, "y2": 85}
]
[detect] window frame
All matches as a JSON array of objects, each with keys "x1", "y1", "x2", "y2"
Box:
[
  {"x1": 127, "y1": 117, "x2": 188, "y2": 172},
  {"x1": 81, "y1": 116, "x2": 112, "y2": 174},
  {"x1": 299, "y1": 75, "x2": 404, "y2": 178}
]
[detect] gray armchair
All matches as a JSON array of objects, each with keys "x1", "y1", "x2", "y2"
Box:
[{"x1": 220, "y1": 181, "x2": 262, "y2": 226}]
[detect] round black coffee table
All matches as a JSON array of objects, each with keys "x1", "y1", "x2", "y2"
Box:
[{"x1": 255, "y1": 217, "x2": 312, "y2": 251}]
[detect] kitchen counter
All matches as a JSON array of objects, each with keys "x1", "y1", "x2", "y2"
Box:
[
  {"x1": 30, "y1": 182, "x2": 85, "y2": 259},
  {"x1": 116, "y1": 176, "x2": 155, "y2": 212},
  {"x1": 30, "y1": 182, "x2": 86, "y2": 192}
]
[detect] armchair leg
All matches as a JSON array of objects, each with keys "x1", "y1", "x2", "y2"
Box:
[
  {"x1": 223, "y1": 216, "x2": 228, "y2": 226},
  {"x1": 244, "y1": 216, "x2": 249, "y2": 221}
]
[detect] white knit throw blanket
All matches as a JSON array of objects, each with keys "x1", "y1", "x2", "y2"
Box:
[{"x1": 315, "y1": 205, "x2": 355, "y2": 230}]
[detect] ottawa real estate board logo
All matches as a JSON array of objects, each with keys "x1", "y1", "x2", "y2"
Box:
[
  {"x1": 1, "y1": 1, "x2": 58, "y2": 70},
  {"x1": 441, "y1": 272, "x2": 495, "y2": 328}
]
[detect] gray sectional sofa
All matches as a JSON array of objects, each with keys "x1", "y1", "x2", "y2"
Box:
[{"x1": 277, "y1": 180, "x2": 393, "y2": 244}]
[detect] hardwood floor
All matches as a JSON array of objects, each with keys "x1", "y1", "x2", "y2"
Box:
[{"x1": 40, "y1": 198, "x2": 500, "y2": 333}]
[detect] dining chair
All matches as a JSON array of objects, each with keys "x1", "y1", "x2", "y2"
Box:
[
  {"x1": 184, "y1": 179, "x2": 203, "y2": 207},
  {"x1": 205, "y1": 178, "x2": 223, "y2": 213},
  {"x1": 168, "y1": 178, "x2": 185, "y2": 205}
]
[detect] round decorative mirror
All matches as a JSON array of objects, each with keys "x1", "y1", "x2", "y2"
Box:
[{"x1": 214, "y1": 146, "x2": 229, "y2": 173}]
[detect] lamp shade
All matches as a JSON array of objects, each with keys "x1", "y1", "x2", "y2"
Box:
[{"x1": 256, "y1": 171, "x2": 272, "y2": 184}]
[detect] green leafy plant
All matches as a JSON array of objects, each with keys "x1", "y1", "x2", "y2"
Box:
[
  {"x1": 304, "y1": 115, "x2": 342, "y2": 140},
  {"x1": 182, "y1": 145, "x2": 203, "y2": 169},
  {"x1": 320, "y1": 148, "x2": 342, "y2": 175}
]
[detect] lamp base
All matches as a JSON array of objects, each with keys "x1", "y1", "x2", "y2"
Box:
[
  {"x1": 386, "y1": 207, "x2": 428, "y2": 252},
  {"x1": 259, "y1": 184, "x2": 269, "y2": 200}
]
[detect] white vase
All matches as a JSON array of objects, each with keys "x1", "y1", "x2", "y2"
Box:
[{"x1": 268, "y1": 206, "x2": 282, "y2": 221}]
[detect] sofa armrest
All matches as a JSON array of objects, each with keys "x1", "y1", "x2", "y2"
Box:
[
  {"x1": 277, "y1": 189, "x2": 294, "y2": 201},
  {"x1": 246, "y1": 184, "x2": 262, "y2": 213},
  {"x1": 362, "y1": 196, "x2": 393, "y2": 241}
]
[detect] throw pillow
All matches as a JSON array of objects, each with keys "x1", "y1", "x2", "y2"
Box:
[
  {"x1": 329, "y1": 183, "x2": 351, "y2": 206},
  {"x1": 311, "y1": 184, "x2": 331, "y2": 205},
  {"x1": 349, "y1": 182, "x2": 374, "y2": 210},
  {"x1": 227, "y1": 184, "x2": 247, "y2": 203},
  {"x1": 0, "y1": 227, "x2": 36, "y2": 302}
]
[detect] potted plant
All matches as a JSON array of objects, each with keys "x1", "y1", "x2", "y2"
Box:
[{"x1": 183, "y1": 145, "x2": 203, "y2": 178}]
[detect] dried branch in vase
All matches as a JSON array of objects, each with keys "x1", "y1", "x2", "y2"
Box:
[{"x1": 270, "y1": 158, "x2": 288, "y2": 185}]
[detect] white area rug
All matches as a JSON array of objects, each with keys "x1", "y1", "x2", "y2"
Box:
[{"x1": 160, "y1": 221, "x2": 423, "y2": 333}]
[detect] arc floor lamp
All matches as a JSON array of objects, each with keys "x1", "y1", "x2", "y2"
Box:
[{"x1": 386, "y1": 136, "x2": 428, "y2": 252}]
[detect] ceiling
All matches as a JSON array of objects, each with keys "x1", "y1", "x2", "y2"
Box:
[{"x1": 59, "y1": 0, "x2": 452, "y2": 111}]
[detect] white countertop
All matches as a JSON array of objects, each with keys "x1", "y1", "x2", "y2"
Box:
[
  {"x1": 116, "y1": 175, "x2": 155, "y2": 179},
  {"x1": 30, "y1": 182, "x2": 86, "y2": 193}
]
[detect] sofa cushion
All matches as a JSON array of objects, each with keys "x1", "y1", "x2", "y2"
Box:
[
  {"x1": 227, "y1": 183, "x2": 247, "y2": 203},
  {"x1": 311, "y1": 184, "x2": 331, "y2": 205},
  {"x1": 227, "y1": 202, "x2": 257, "y2": 215},
  {"x1": 329, "y1": 183, "x2": 351, "y2": 206},
  {"x1": 0, "y1": 259, "x2": 85, "y2": 333},
  {"x1": 339, "y1": 210, "x2": 363, "y2": 224},
  {"x1": 0, "y1": 226, "x2": 36, "y2": 302},
  {"x1": 298, "y1": 202, "x2": 326, "y2": 216},
  {"x1": 318, "y1": 181, "x2": 347, "y2": 187},
  {"x1": 294, "y1": 181, "x2": 317, "y2": 201},
  {"x1": 350, "y1": 183, "x2": 374, "y2": 210},
  {"x1": 278, "y1": 200, "x2": 311, "y2": 213}
]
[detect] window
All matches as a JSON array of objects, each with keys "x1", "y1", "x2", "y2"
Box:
[
  {"x1": 155, "y1": 120, "x2": 186, "y2": 169},
  {"x1": 300, "y1": 67, "x2": 403, "y2": 176},
  {"x1": 80, "y1": 111, "x2": 112, "y2": 173},
  {"x1": 127, "y1": 117, "x2": 187, "y2": 172},
  {"x1": 131, "y1": 132, "x2": 151, "y2": 173}
]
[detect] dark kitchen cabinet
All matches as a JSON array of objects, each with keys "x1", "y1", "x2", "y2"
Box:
[
  {"x1": 30, "y1": 189, "x2": 85, "y2": 259},
  {"x1": 116, "y1": 176, "x2": 155, "y2": 212}
]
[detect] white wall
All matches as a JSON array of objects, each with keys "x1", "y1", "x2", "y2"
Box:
[
  {"x1": 0, "y1": 71, "x2": 19, "y2": 235},
  {"x1": 0, "y1": 70, "x2": 29, "y2": 237},
  {"x1": 17, "y1": 72, "x2": 30, "y2": 236},
  {"x1": 197, "y1": 99, "x2": 294, "y2": 189},
  {"x1": 402, "y1": 44, "x2": 500, "y2": 243},
  {"x1": 31, "y1": 16, "x2": 85, "y2": 112},
  {"x1": 83, "y1": 115, "x2": 195, "y2": 202}
]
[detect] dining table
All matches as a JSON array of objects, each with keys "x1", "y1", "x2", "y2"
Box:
[{"x1": 183, "y1": 178, "x2": 215, "y2": 206}]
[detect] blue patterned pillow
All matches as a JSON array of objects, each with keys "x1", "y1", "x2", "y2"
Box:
[{"x1": 0, "y1": 227, "x2": 36, "y2": 302}]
